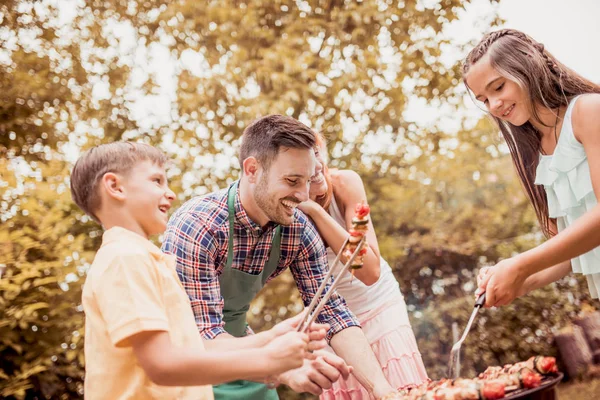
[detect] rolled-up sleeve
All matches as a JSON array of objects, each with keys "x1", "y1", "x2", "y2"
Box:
[
  {"x1": 290, "y1": 220, "x2": 359, "y2": 341},
  {"x1": 162, "y1": 211, "x2": 227, "y2": 339}
]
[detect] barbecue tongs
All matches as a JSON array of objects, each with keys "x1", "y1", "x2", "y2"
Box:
[
  {"x1": 296, "y1": 236, "x2": 367, "y2": 333},
  {"x1": 448, "y1": 293, "x2": 486, "y2": 379}
]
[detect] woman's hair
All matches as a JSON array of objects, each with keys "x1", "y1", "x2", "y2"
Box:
[
  {"x1": 313, "y1": 132, "x2": 334, "y2": 211},
  {"x1": 463, "y1": 29, "x2": 600, "y2": 237}
]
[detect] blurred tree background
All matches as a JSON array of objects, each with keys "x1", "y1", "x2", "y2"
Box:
[{"x1": 0, "y1": 0, "x2": 594, "y2": 399}]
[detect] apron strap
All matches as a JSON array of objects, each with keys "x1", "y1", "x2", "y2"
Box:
[{"x1": 226, "y1": 182, "x2": 237, "y2": 268}]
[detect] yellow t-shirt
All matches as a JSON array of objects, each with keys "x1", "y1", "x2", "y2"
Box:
[{"x1": 82, "y1": 226, "x2": 214, "y2": 400}]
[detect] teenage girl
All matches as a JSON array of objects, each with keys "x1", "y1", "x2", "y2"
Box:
[{"x1": 462, "y1": 29, "x2": 600, "y2": 307}]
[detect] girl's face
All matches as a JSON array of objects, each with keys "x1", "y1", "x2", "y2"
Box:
[
  {"x1": 465, "y1": 54, "x2": 530, "y2": 126},
  {"x1": 309, "y1": 143, "x2": 328, "y2": 200}
]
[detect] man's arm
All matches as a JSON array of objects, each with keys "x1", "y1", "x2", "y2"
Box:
[
  {"x1": 287, "y1": 218, "x2": 395, "y2": 398},
  {"x1": 330, "y1": 327, "x2": 396, "y2": 398}
]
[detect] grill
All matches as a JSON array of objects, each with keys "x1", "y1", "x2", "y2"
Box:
[{"x1": 502, "y1": 373, "x2": 563, "y2": 400}]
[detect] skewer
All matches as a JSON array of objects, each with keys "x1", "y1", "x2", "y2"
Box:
[
  {"x1": 296, "y1": 237, "x2": 350, "y2": 332},
  {"x1": 298, "y1": 236, "x2": 367, "y2": 334}
]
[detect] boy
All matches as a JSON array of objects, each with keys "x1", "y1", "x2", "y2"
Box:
[{"x1": 70, "y1": 142, "x2": 327, "y2": 399}]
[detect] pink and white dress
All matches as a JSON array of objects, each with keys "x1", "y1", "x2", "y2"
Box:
[{"x1": 320, "y1": 195, "x2": 429, "y2": 399}]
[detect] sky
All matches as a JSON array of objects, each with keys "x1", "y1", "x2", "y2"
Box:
[
  {"x1": 499, "y1": 0, "x2": 600, "y2": 83},
  {"x1": 405, "y1": 0, "x2": 600, "y2": 130},
  {"x1": 34, "y1": 0, "x2": 600, "y2": 164}
]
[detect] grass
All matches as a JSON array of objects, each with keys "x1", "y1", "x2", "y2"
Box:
[{"x1": 556, "y1": 378, "x2": 600, "y2": 400}]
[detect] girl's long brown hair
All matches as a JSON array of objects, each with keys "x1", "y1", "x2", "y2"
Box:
[{"x1": 463, "y1": 29, "x2": 600, "y2": 237}]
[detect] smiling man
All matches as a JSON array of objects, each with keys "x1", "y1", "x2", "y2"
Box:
[{"x1": 162, "y1": 115, "x2": 396, "y2": 399}]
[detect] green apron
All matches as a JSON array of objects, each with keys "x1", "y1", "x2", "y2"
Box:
[{"x1": 212, "y1": 181, "x2": 281, "y2": 400}]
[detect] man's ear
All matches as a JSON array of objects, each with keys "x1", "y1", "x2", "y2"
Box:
[
  {"x1": 242, "y1": 157, "x2": 261, "y2": 183},
  {"x1": 101, "y1": 172, "x2": 126, "y2": 201}
]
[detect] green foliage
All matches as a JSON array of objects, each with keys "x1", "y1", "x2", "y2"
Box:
[
  {"x1": 3, "y1": 1, "x2": 590, "y2": 400},
  {"x1": 0, "y1": 158, "x2": 99, "y2": 399}
]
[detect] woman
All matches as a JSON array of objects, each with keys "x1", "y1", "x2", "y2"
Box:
[{"x1": 298, "y1": 134, "x2": 429, "y2": 399}]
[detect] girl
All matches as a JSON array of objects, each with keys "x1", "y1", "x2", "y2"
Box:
[
  {"x1": 298, "y1": 135, "x2": 428, "y2": 399},
  {"x1": 463, "y1": 29, "x2": 600, "y2": 307}
]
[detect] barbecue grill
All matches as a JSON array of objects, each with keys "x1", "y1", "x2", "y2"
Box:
[{"x1": 502, "y1": 373, "x2": 563, "y2": 400}]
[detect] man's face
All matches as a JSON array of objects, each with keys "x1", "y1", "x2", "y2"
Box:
[{"x1": 253, "y1": 147, "x2": 316, "y2": 225}]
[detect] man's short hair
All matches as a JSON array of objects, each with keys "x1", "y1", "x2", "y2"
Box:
[
  {"x1": 239, "y1": 115, "x2": 317, "y2": 170},
  {"x1": 70, "y1": 141, "x2": 167, "y2": 223}
]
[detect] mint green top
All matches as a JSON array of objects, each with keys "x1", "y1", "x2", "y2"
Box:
[{"x1": 535, "y1": 95, "x2": 600, "y2": 298}]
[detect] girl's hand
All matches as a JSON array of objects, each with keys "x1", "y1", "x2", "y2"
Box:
[
  {"x1": 478, "y1": 257, "x2": 528, "y2": 307},
  {"x1": 298, "y1": 199, "x2": 320, "y2": 217},
  {"x1": 474, "y1": 266, "x2": 493, "y2": 299}
]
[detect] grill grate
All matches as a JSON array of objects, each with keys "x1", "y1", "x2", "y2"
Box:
[{"x1": 502, "y1": 373, "x2": 563, "y2": 400}]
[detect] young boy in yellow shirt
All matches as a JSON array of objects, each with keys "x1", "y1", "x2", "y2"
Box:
[{"x1": 70, "y1": 142, "x2": 328, "y2": 400}]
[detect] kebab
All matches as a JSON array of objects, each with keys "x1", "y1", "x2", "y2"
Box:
[
  {"x1": 389, "y1": 356, "x2": 558, "y2": 400},
  {"x1": 342, "y1": 202, "x2": 370, "y2": 274}
]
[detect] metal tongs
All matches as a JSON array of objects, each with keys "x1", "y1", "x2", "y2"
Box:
[
  {"x1": 296, "y1": 236, "x2": 367, "y2": 333},
  {"x1": 448, "y1": 293, "x2": 486, "y2": 379}
]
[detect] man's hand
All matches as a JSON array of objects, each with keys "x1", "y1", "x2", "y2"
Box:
[
  {"x1": 476, "y1": 257, "x2": 528, "y2": 307},
  {"x1": 278, "y1": 351, "x2": 352, "y2": 395}
]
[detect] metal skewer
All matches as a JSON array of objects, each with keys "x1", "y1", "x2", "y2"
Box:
[
  {"x1": 298, "y1": 236, "x2": 367, "y2": 334},
  {"x1": 448, "y1": 293, "x2": 486, "y2": 379},
  {"x1": 296, "y1": 237, "x2": 349, "y2": 332}
]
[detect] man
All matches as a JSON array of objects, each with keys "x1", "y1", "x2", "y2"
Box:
[{"x1": 162, "y1": 115, "x2": 396, "y2": 399}]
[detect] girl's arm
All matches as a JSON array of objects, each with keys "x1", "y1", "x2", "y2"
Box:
[
  {"x1": 481, "y1": 94, "x2": 600, "y2": 307},
  {"x1": 301, "y1": 169, "x2": 382, "y2": 285},
  {"x1": 516, "y1": 94, "x2": 600, "y2": 276},
  {"x1": 519, "y1": 220, "x2": 572, "y2": 295},
  {"x1": 520, "y1": 261, "x2": 572, "y2": 295}
]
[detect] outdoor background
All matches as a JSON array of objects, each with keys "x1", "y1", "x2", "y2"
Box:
[{"x1": 1, "y1": 0, "x2": 599, "y2": 399}]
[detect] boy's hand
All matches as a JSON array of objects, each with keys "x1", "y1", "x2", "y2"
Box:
[
  {"x1": 270, "y1": 312, "x2": 330, "y2": 356},
  {"x1": 263, "y1": 331, "x2": 310, "y2": 376}
]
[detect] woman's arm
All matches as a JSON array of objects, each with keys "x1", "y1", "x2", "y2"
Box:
[{"x1": 299, "y1": 169, "x2": 382, "y2": 285}]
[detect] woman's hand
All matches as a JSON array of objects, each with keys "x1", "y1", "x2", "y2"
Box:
[{"x1": 297, "y1": 199, "x2": 321, "y2": 217}]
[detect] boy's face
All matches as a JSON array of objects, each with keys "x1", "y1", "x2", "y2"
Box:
[
  {"x1": 121, "y1": 160, "x2": 175, "y2": 237},
  {"x1": 252, "y1": 147, "x2": 316, "y2": 226}
]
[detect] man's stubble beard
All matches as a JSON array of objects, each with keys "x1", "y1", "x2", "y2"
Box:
[{"x1": 253, "y1": 173, "x2": 290, "y2": 226}]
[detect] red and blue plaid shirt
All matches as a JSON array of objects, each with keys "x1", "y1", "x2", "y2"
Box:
[{"x1": 162, "y1": 183, "x2": 358, "y2": 341}]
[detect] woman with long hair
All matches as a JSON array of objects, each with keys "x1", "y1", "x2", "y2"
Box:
[
  {"x1": 298, "y1": 134, "x2": 428, "y2": 399},
  {"x1": 463, "y1": 29, "x2": 600, "y2": 307}
]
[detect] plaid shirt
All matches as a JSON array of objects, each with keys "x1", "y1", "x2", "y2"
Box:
[{"x1": 162, "y1": 183, "x2": 358, "y2": 341}]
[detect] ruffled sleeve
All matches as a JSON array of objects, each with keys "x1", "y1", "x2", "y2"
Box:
[
  {"x1": 534, "y1": 95, "x2": 600, "y2": 298},
  {"x1": 534, "y1": 96, "x2": 594, "y2": 217}
]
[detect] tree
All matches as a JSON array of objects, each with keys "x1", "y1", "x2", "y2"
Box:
[
  {"x1": 0, "y1": 158, "x2": 98, "y2": 399},
  {"x1": 12, "y1": 1, "x2": 584, "y2": 399}
]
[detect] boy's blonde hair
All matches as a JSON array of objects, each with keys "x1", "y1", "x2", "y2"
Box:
[{"x1": 70, "y1": 141, "x2": 167, "y2": 223}]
